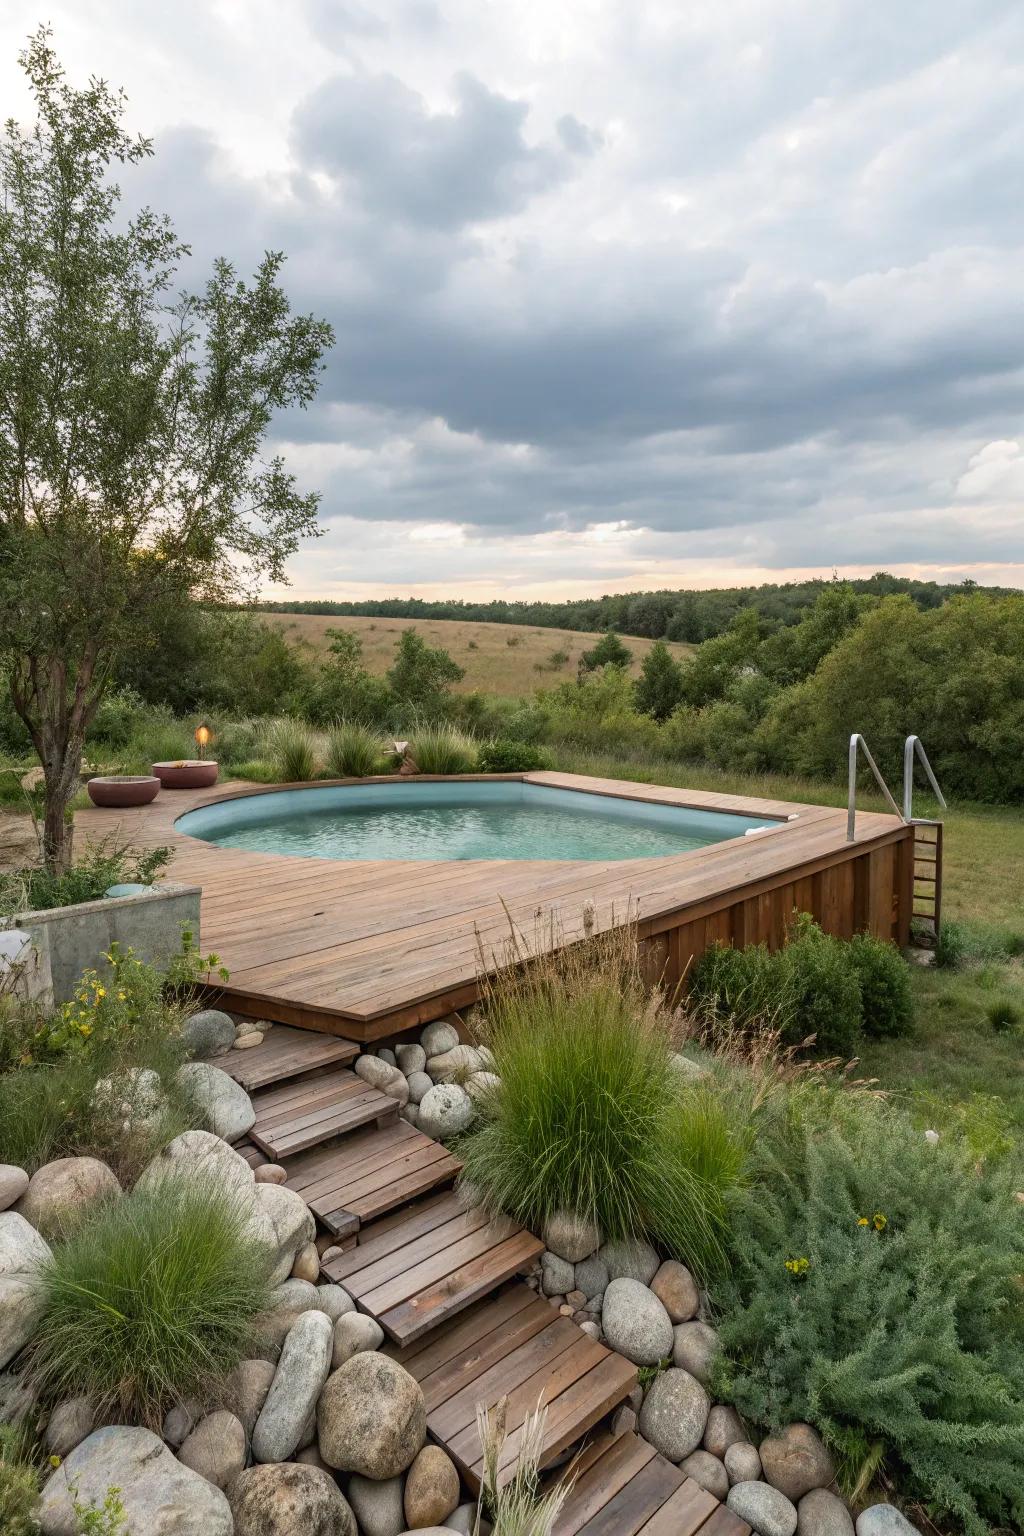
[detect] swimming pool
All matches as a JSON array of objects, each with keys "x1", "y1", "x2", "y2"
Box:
[{"x1": 175, "y1": 780, "x2": 779, "y2": 862}]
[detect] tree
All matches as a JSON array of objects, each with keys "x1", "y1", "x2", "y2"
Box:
[
  {"x1": 0, "y1": 30, "x2": 333, "y2": 868},
  {"x1": 578, "y1": 629, "x2": 632, "y2": 675},
  {"x1": 634, "y1": 639, "x2": 685, "y2": 721},
  {"x1": 386, "y1": 628, "x2": 464, "y2": 713}
]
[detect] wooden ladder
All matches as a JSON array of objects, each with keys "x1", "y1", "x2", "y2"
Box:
[{"x1": 911, "y1": 819, "x2": 943, "y2": 936}]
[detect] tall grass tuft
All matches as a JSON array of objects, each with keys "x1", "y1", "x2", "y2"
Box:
[
  {"x1": 266, "y1": 718, "x2": 319, "y2": 781},
  {"x1": 0, "y1": 1425, "x2": 41, "y2": 1536},
  {"x1": 409, "y1": 723, "x2": 478, "y2": 775},
  {"x1": 458, "y1": 929, "x2": 745, "y2": 1280},
  {"x1": 28, "y1": 1180, "x2": 274, "y2": 1426},
  {"x1": 325, "y1": 721, "x2": 385, "y2": 779},
  {"x1": 475, "y1": 1396, "x2": 572, "y2": 1536}
]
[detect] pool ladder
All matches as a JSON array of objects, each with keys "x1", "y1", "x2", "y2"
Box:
[{"x1": 847, "y1": 734, "x2": 946, "y2": 936}]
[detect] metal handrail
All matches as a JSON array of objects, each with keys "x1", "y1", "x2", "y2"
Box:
[
  {"x1": 847, "y1": 733, "x2": 903, "y2": 841},
  {"x1": 903, "y1": 734, "x2": 947, "y2": 821}
]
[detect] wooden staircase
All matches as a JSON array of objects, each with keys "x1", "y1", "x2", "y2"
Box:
[{"x1": 225, "y1": 1025, "x2": 749, "y2": 1522}]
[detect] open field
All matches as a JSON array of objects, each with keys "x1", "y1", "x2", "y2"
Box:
[{"x1": 263, "y1": 611, "x2": 695, "y2": 696}]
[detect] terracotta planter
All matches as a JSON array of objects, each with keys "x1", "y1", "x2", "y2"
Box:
[
  {"x1": 152, "y1": 760, "x2": 219, "y2": 789},
  {"x1": 87, "y1": 775, "x2": 161, "y2": 808}
]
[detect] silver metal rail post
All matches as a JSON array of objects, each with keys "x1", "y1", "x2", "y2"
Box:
[
  {"x1": 902, "y1": 735, "x2": 947, "y2": 821},
  {"x1": 847, "y1": 733, "x2": 903, "y2": 842}
]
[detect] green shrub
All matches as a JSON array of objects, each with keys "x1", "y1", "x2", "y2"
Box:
[
  {"x1": 848, "y1": 933, "x2": 914, "y2": 1038},
  {"x1": 713, "y1": 1104, "x2": 1024, "y2": 1535},
  {"x1": 409, "y1": 723, "x2": 477, "y2": 775},
  {"x1": 324, "y1": 721, "x2": 384, "y2": 778},
  {"x1": 986, "y1": 998, "x2": 1021, "y2": 1033},
  {"x1": 28, "y1": 1180, "x2": 274, "y2": 1426},
  {"x1": 0, "y1": 839, "x2": 171, "y2": 919},
  {"x1": 0, "y1": 1425, "x2": 40, "y2": 1536},
  {"x1": 777, "y1": 919, "x2": 863, "y2": 1059},
  {"x1": 458, "y1": 936, "x2": 746, "y2": 1281},
  {"x1": 212, "y1": 718, "x2": 263, "y2": 768},
  {"x1": 266, "y1": 718, "x2": 319, "y2": 781},
  {"x1": 476, "y1": 739, "x2": 550, "y2": 774}
]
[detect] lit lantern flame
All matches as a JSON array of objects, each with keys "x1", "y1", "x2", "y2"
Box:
[{"x1": 195, "y1": 724, "x2": 212, "y2": 759}]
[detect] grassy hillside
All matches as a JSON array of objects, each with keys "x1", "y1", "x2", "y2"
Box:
[{"x1": 263, "y1": 612, "x2": 695, "y2": 698}]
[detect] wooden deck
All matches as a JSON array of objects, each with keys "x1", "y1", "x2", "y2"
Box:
[{"x1": 75, "y1": 771, "x2": 914, "y2": 1040}]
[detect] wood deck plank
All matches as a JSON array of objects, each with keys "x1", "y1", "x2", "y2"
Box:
[{"x1": 218, "y1": 1024, "x2": 358, "y2": 1090}]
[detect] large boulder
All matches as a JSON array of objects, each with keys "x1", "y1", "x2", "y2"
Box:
[
  {"x1": 759, "y1": 1423, "x2": 836, "y2": 1501},
  {"x1": 404, "y1": 1445, "x2": 460, "y2": 1529},
  {"x1": 650, "y1": 1259, "x2": 699, "y2": 1322},
  {"x1": 245, "y1": 1181, "x2": 317, "y2": 1286},
  {"x1": 16, "y1": 1156, "x2": 120, "y2": 1238},
  {"x1": 601, "y1": 1278, "x2": 673, "y2": 1365},
  {"x1": 177, "y1": 1410, "x2": 247, "y2": 1489},
  {"x1": 230, "y1": 1462, "x2": 357, "y2": 1536},
  {"x1": 136, "y1": 1129, "x2": 254, "y2": 1202},
  {"x1": 418, "y1": 1083, "x2": 473, "y2": 1141},
  {"x1": 672, "y1": 1320, "x2": 720, "y2": 1384},
  {"x1": 37, "y1": 1426, "x2": 232, "y2": 1536},
  {"x1": 174, "y1": 1062, "x2": 255, "y2": 1142},
  {"x1": 728, "y1": 1482, "x2": 798, "y2": 1536},
  {"x1": 318, "y1": 1353, "x2": 426, "y2": 1478},
  {"x1": 425, "y1": 1044, "x2": 484, "y2": 1081},
  {"x1": 541, "y1": 1252, "x2": 575, "y2": 1296},
  {"x1": 725, "y1": 1442, "x2": 763, "y2": 1485},
  {"x1": 355, "y1": 1056, "x2": 406, "y2": 1094},
  {"x1": 799, "y1": 1489, "x2": 856, "y2": 1536},
  {"x1": 0, "y1": 1211, "x2": 52, "y2": 1369},
  {"x1": 704, "y1": 1404, "x2": 746, "y2": 1458},
  {"x1": 44, "y1": 1396, "x2": 95, "y2": 1459},
  {"x1": 0, "y1": 1165, "x2": 29, "y2": 1212},
  {"x1": 91, "y1": 1066, "x2": 165, "y2": 1134},
  {"x1": 406, "y1": 1071, "x2": 432, "y2": 1105},
  {"x1": 543, "y1": 1210, "x2": 601, "y2": 1264},
  {"x1": 575, "y1": 1253, "x2": 609, "y2": 1296},
  {"x1": 332, "y1": 1312, "x2": 385, "y2": 1369},
  {"x1": 252, "y1": 1309, "x2": 334, "y2": 1463},
  {"x1": 181, "y1": 1009, "x2": 236, "y2": 1059},
  {"x1": 347, "y1": 1473, "x2": 406, "y2": 1536},
  {"x1": 679, "y1": 1449, "x2": 728, "y2": 1501},
  {"x1": 225, "y1": 1357, "x2": 277, "y2": 1437},
  {"x1": 315, "y1": 1283, "x2": 356, "y2": 1321},
  {"x1": 855, "y1": 1508, "x2": 922, "y2": 1536},
  {"x1": 396, "y1": 1043, "x2": 427, "y2": 1075},
  {"x1": 599, "y1": 1238, "x2": 659, "y2": 1284},
  {"x1": 637, "y1": 1367, "x2": 710, "y2": 1461},
  {"x1": 420, "y1": 1019, "x2": 460, "y2": 1056}
]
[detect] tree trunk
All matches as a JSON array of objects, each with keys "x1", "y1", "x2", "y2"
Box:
[{"x1": 41, "y1": 740, "x2": 83, "y2": 874}]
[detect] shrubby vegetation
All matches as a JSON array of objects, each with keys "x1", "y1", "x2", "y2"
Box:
[
  {"x1": 28, "y1": 1180, "x2": 273, "y2": 1426},
  {"x1": 689, "y1": 914, "x2": 913, "y2": 1058},
  {"x1": 714, "y1": 1102, "x2": 1024, "y2": 1536},
  {"x1": 0, "y1": 838, "x2": 171, "y2": 919}
]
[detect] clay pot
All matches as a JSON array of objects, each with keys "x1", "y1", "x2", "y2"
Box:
[
  {"x1": 87, "y1": 775, "x2": 161, "y2": 808},
  {"x1": 151, "y1": 760, "x2": 219, "y2": 789}
]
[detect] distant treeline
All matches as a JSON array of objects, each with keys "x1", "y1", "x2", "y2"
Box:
[{"x1": 256, "y1": 573, "x2": 1011, "y2": 643}]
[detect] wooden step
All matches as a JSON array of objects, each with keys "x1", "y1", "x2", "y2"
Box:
[
  {"x1": 384, "y1": 1285, "x2": 638, "y2": 1492},
  {"x1": 552, "y1": 1431, "x2": 750, "y2": 1536},
  {"x1": 220, "y1": 1024, "x2": 359, "y2": 1093},
  {"x1": 249, "y1": 1068, "x2": 398, "y2": 1159},
  {"x1": 282, "y1": 1119, "x2": 463, "y2": 1233},
  {"x1": 323, "y1": 1192, "x2": 544, "y2": 1345}
]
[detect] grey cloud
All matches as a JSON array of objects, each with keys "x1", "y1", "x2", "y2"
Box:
[{"x1": 294, "y1": 70, "x2": 574, "y2": 227}]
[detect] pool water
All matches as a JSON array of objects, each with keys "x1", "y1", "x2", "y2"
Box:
[{"x1": 176, "y1": 781, "x2": 778, "y2": 862}]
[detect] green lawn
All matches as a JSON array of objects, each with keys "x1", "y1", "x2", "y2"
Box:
[{"x1": 557, "y1": 749, "x2": 1024, "y2": 1146}]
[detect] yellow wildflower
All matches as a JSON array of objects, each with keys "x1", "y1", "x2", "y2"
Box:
[
  {"x1": 784, "y1": 1256, "x2": 810, "y2": 1276},
  {"x1": 857, "y1": 1216, "x2": 869, "y2": 1227},
  {"x1": 873, "y1": 1212, "x2": 887, "y2": 1231}
]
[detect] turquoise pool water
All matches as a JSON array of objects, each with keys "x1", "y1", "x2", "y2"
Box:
[{"x1": 176, "y1": 781, "x2": 778, "y2": 863}]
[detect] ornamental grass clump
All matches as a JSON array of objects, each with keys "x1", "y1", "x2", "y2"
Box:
[
  {"x1": 408, "y1": 723, "x2": 478, "y2": 775},
  {"x1": 324, "y1": 720, "x2": 385, "y2": 778},
  {"x1": 712, "y1": 1101, "x2": 1024, "y2": 1535},
  {"x1": 458, "y1": 931, "x2": 746, "y2": 1281},
  {"x1": 28, "y1": 1179, "x2": 273, "y2": 1427},
  {"x1": 266, "y1": 718, "x2": 319, "y2": 781}
]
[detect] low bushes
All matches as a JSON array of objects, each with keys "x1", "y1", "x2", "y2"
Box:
[
  {"x1": 324, "y1": 721, "x2": 385, "y2": 778},
  {"x1": 458, "y1": 934, "x2": 746, "y2": 1281},
  {"x1": 476, "y1": 739, "x2": 550, "y2": 773},
  {"x1": 689, "y1": 914, "x2": 913, "y2": 1057},
  {"x1": 0, "y1": 838, "x2": 171, "y2": 919},
  {"x1": 712, "y1": 1102, "x2": 1024, "y2": 1535},
  {"x1": 0, "y1": 1426, "x2": 40, "y2": 1536},
  {"x1": 28, "y1": 1179, "x2": 274, "y2": 1427}
]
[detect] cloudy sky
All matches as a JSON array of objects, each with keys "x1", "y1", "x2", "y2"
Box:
[{"x1": 2, "y1": 2, "x2": 1023, "y2": 599}]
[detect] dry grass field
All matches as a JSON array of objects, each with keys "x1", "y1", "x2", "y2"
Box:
[{"x1": 264, "y1": 612, "x2": 695, "y2": 698}]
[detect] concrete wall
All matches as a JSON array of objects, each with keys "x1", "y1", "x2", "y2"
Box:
[{"x1": 0, "y1": 882, "x2": 201, "y2": 1007}]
